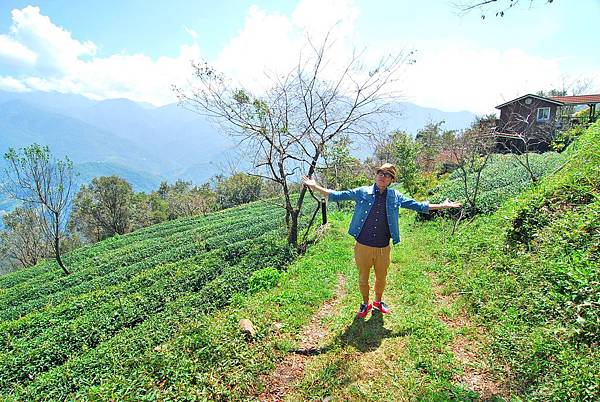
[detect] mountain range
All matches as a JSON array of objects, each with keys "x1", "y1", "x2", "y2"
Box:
[{"x1": 0, "y1": 89, "x2": 477, "y2": 225}]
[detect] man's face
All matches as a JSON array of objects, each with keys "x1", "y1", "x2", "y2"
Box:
[{"x1": 375, "y1": 170, "x2": 394, "y2": 188}]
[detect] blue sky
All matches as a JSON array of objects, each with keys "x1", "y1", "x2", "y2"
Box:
[{"x1": 0, "y1": 0, "x2": 598, "y2": 114}]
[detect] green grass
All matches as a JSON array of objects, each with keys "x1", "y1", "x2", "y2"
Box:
[
  {"x1": 67, "y1": 211, "x2": 357, "y2": 401},
  {"x1": 0, "y1": 198, "x2": 320, "y2": 399},
  {"x1": 434, "y1": 121, "x2": 600, "y2": 400},
  {"x1": 289, "y1": 212, "x2": 489, "y2": 401}
]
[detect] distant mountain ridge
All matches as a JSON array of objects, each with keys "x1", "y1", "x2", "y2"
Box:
[{"x1": 0, "y1": 89, "x2": 477, "y2": 222}]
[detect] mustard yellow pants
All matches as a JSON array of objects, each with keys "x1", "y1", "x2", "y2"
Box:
[{"x1": 354, "y1": 242, "x2": 391, "y2": 303}]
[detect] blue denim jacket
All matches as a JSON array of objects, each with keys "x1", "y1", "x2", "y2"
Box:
[{"x1": 328, "y1": 184, "x2": 429, "y2": 245}]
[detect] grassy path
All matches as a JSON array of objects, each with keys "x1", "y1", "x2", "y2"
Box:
[{"x1": 279, "y1": 212, "x2": 508, "y2": 401}]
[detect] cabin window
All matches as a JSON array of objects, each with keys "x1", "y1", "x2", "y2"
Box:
[{"x1": 537, "y1": 107, "x2": 550, "y2": 122}]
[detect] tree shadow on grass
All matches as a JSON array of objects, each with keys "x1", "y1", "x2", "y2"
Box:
[{"x1": 339, "y1": 310, "x2": 412, "y2": 353}]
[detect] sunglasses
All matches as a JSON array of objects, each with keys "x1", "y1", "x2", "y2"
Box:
[{"x1": 377, "y1": 171, "x2": 393, "y2": 179}]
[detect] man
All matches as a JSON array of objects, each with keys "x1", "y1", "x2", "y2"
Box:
[{"x1": 302, "y1": 163, "x2": 461, "y2": 318}]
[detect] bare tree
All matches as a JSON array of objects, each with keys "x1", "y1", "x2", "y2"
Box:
[
  {"x1": 496, "y1": 109, "x2": 555, "y2": 182},
  {"x1": 455, "y1": 0, "x2": 554, "y2": 18},
  {"x1": 175, "y1": 36, "x2": 412, "y2": 248},
  {"x1": 2, "y1": 144, "x2": 74, "y2": 274},
  {"x1": 450, "y1": 119, "x2": 496, "y2": 214}
]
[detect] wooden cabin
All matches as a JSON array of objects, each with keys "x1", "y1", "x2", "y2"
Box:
[{"x1": 494, "y1": 93, "x2": 600, "y2": 153}]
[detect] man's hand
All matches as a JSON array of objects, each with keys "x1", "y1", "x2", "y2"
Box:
[
  {"x1": 302, "y1": 176, "x2": 317, "y2": 189},
  {"x1": 429, "y1": 198, "x2": 462, "y2": 210},
  {"x1": 302, "y1": 176, "x2": 331, "y2": 197},
  {"x1": 440, "y1": 198, "x2": 461, "y2": 208}
]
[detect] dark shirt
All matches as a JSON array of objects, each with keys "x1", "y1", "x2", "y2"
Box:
[{"x1": 356, "y1": 185, "x2": 391, "y2": 247}]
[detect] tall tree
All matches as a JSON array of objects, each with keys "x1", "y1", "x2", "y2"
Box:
[
  {"x1": 163, "y1": 181, "x2": 217, "y2": 219},
  {"x1": 415, "y1": 121, "x2": 446, "y2": 172},
  {"x1": 175, "y1": 36, "x2": 412, "y2": 248},
  {"x1": 2, "y1": 144, "x2": 74, "y2": 274},
  {"x1": 319, "y1": 136, "x2": 369, "y2": 208},
  {"x1": 215, "y1": 173, "x2": 262, "y2": 209}
]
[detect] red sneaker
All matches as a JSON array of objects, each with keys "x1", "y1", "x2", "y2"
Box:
[
  {"x1": 356, "y1": 303, "x2": 372, "y2": 318},
  {"x1": 373, "y1": 301, "x2": 390, "y2": 314}
]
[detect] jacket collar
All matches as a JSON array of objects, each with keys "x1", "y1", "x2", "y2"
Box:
[{"x1": 367, "y1": 183, "x2": 390, "y2": 196}]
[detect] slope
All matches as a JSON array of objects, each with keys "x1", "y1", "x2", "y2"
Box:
[{"x1": 0, "y1": 197, "x2": 324, "y2": 400}]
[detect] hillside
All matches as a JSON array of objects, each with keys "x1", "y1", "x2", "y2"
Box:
[
  {"x1": 0, "y1": 197, "x2": 326, "y2": 400},
  {"x1": 4, "y1": 102, "x2": 597, "y2": 401}
]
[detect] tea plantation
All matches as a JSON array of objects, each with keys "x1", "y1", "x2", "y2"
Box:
[{"x1": 0, "y1": 198, "x2": 317, "y2": 400}]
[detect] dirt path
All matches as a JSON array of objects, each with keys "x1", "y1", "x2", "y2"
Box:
[
  {"x1": 429, "y1": 273, "x2": 510, "y2": 400},
  {"x1": 259, "y1": 273, "x2": 347, "y2": 402}
]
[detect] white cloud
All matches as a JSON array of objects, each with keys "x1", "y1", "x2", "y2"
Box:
[
  {"x1": 214, "y1": 0, "x2": 363, "y2": 93},
  {"x1": 291, "y1": 0, "x2": 359, "y2": 40},
  {"x1": 10, "y1": 6, "x2": 96, "y2": 74},
  {"x1": 0, "y1": 2, "x2": 594, "y2": 113},
  {"x1": 0, "y1": 75, "x2": 30, "y2": 92},
  {"x1": 0, "y1": 34, "x2": 36, "y2": 67},
  {"x1": 400, "y1": 40, "x2": 564, "y2": 114},
  {"x1": 184, "y1": 26, "x2": 198, "y2": 40},
  {"x1": 0, "y1": 6, "x2": 201, "y2": 105}
]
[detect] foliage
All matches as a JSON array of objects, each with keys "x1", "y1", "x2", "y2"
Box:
[
  {"x1": 215, "y1": 172, "x2": 262, "y2": 209},
  {"x1": 415, "y1": 121, "x2": 452, "y2": 172},
  {"x1": 0, "y1": 207, "x2": 50, "y2": 268},
  {"x1": 163, "y1": 180, "x2": 217, "y2": 219},
  {"x1": 247, "y1": 266, "x2": 281, "y2": 294},
  {"x1": 430, "y1": 152, "x2": 566, "y2": 214},
  {"x1": 441, "y1": 118, "x2": 496, "y2": 214},
  {"x1": 69, "y1": 176, "x2": 134, "y2": 242},
  {"x1": 438, "y1": 122, "x2": 600, "y2": 399},
  {"x1": 129, "y1": 192, "x2": 169, "y2": 230},
  {"x1": 319, "y1": 136, "x2": 371, "y2": 208},
  {"x1": 552, "y1": 124, "x2": 587, "y2": 152},
  {"x1": 375, "y1": 130, "x2": 421, "y2": 195}
]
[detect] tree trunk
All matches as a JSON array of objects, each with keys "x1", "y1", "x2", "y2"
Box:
[
  {"x1": 287, "y1": 209, "x2": 299, "y2": 249},
  {"x1": 54, "y1": 238, "x2": 70, "y2": 275},
  {"x1": 54, "y1": 213, "x2": 70, "y2": 275}
]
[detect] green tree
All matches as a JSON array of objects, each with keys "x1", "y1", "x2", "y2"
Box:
[
  {"x1": 216, "y1": 173, "x2": 262, "y2": 209},
  {"x1": 70, "y1": 176, "x2": 134, "y2": 242},
  {"x1": 0, "y1": 206, "x2": 50, "y2": 269},
  {"x1": 165, "y1": 181, "x2": 217, "y2": 219},
  {"x1": 415, "y1": 121, "x2": 445, "y2": 172},
  {"x1": 375, "y1": 131, "x2": 421, "y2": 195},
  {"x1": 320, "y1": 137, "x2": 369, "y2": 189},
  {"x1": 318, "y1": 137, "x2": 369, "y2": 208},
  {"x1": 2, "y1": 144, "x2": 74, "y2": 274}
]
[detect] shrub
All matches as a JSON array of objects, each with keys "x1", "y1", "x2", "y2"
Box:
[{"x1": 248, "y1": 266, "x2": 281, "y2": 294}]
